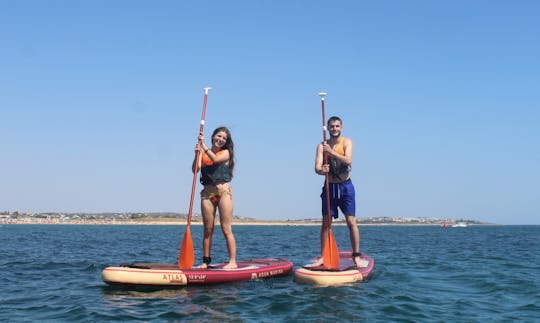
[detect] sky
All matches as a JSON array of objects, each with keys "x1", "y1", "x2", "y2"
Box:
[{"x1": 1, "y1": 1, "x2": 539, "y2": 225}]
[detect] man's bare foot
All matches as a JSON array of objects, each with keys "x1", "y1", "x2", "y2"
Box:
[
  {"x1": 353, "y1": 256, "x2": 368, "y2": 268},
  {"x1": 222, "y1": 262, "x2": 237, "y2": 269},
  {"x1": 304, "y1": 257, "x2": 323, "y2": 268},
  {"x1": 196, "y1": 263, "x2": 208, "y2": 269}
]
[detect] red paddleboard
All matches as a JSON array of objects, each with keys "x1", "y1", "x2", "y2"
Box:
[{"x1": 102, "y1": 258, "x2": 293, "y2": 287}]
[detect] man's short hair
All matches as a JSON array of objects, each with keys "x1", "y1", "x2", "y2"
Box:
[{"x1": 327, "y1": 116, "x2": 342, "y2": 126}]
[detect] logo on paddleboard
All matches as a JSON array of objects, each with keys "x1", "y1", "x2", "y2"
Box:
[{"x1": 162, "y1": 274, "x2": 186, "y2": 284}]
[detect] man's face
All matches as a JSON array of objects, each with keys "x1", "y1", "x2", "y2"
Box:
[{"x1": 328, "y1": 120, "x2": 342, "y2": 138}]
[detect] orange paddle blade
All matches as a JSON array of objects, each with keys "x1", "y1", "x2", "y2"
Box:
[
  {"x1": 322, "y1": 229, "x2": 340, "y2": 269},
  {"x1": 178, "y1": 227, "x2": 195, "y2": 269}
]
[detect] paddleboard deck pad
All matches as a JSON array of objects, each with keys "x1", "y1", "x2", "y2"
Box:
[
  {"x1": 102, "y1": 258, "x2": 293, "y2": 287},
  {"x1": 294, "y1": 251, "x2": 374, "y2": 285}
]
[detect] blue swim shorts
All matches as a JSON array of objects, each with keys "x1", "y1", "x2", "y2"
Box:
[{"x1": 321, "y1": 179, "x2": 356, "y2": 218}]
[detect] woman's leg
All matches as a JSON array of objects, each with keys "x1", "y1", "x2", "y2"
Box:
[
  {"x1": 218, "y1": 192, "x2": 237, "y2": 269},
  {"x1": 198, "y1": 198, "x2": 216, "y2": 268}
]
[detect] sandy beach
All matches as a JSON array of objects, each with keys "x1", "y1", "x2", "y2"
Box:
[
  {"x1": 1, "y1": 218, "x2": 324, "y2": 226},
  {"x1": 1, "y1": 212, "x2": 487, "y2": 226}
]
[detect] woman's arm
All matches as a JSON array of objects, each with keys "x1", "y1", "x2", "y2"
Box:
[
  {"x1": 204, "y1": 149, "x2": 230, "y2": 164},
  {"x1": 192, "y1": 142, "x2": 202, "y2": 173}
]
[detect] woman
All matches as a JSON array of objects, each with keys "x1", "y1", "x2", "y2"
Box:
[{"x1": 193, "y1": 126, "x2": 237, "y2": 269}]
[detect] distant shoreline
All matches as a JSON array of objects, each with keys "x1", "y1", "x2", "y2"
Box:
[
  {"x1": 0, "y1": 212, "x2": 495, "y2": 226},
  {"x1": 1, "y1": 219, "x2": 497, "y2": 226}
]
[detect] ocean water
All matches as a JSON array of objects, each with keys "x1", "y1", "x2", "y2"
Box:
[{"x1": 1, "y1": 224, "x2": 539, "y2": 322}]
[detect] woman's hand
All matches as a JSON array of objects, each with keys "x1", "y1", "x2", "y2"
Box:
[{"x1": 198, "y1": 132, "x2": 209, "y2": 151}]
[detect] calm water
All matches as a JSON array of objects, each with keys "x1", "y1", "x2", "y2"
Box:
[{"x1": 1, "y1": 224, "x2": 539, "y2": 322}]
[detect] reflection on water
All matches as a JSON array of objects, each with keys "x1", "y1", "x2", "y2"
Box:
[
  {"x1": 101, "y1": 283, "x2": 246, "y2": 319},
  {"x1": 102, "y1": 286, "x2": 193, "y2": 300}
]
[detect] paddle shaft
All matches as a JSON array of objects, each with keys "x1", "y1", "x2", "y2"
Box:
[
  {"x1": 186, "y1": 88, "x2": 210, "y2": 227},
  {"x1": 179, "y1": 87, "x2": 211, "y2": 268},
  {"x1": 320, "y1": 94, "x2": 332, "y2": 229},
  {"x1": 319, "y1": 92, "x2": 339, "y2": 269}
]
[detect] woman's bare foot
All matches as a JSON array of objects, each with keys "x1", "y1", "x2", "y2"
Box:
[
  {"x1": 196, "y1": 263, "x2": 208, "y2": 269},
  {"x1": 222, "y1": 262, "x2": 237, "y2": 269}
]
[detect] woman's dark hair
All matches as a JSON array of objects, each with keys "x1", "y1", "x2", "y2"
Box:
[{"x1": 212, "y1": 126, "x2": 235, "y2": 177}]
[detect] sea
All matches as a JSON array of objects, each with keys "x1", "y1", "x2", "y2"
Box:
[{"x1": 1, "y1": 224, "x2": 539, "y2": 322}]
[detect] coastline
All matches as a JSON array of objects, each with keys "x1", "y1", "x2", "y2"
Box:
[
  {"x1": 1, "y1": 218, "x2": 495, "y2": 226},
  {"x1": 1, "y1": 212, "x2": 494, "y2": 226}
]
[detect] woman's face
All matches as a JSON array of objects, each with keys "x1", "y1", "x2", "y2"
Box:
[{"x1": 212, "y1": 131, "x2": 228, "y2": 148}]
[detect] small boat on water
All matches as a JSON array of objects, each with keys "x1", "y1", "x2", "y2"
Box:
[{"x1": 452, "y1": 222, "x2": 468, "y2": 227}]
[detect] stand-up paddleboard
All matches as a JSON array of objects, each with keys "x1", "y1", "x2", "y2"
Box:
[
  {"x1": 294, "y1": 251, "x2": 374, "y2": 285},
  {"x1": 102, "y1": 258, "x2": 293, "y2": 287}
]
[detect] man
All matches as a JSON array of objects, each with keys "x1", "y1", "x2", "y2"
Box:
[{"x1": 311, "y1": 116, "x2": 367, "y2": 268}]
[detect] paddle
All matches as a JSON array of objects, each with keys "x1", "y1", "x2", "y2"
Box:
[
  {"x1": 178, "y1": 86, "x2": 211, "y2": 269},
  {"x1": 319, "y1": 92, "x2": 340, "y2": 269}
]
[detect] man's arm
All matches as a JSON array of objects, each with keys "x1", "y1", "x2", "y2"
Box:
[
  {"x1": 314, "y1": 143, "x2": 325, "y2": 175},
  {"x1": 325, "y1": 137, "x2": 352, "y2": 166}
]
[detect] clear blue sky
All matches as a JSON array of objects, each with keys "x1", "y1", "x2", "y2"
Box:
[{"x1": 1, "y1": 1, "x2": 538, "y2": 225}]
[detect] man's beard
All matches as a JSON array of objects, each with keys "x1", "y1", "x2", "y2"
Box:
[{"x1": 329, "y1": 131, "x2": 341, "y2": 138}]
